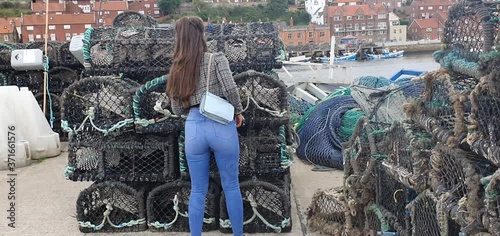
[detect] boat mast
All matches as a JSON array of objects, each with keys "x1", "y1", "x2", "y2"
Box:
[{"x1": 329, "y1": 35, "x2": 335, "y2": 80}]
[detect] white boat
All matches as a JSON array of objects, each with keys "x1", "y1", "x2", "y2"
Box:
[{"x1": 366, "y1": 48, "x2": 404, "y2": 59}]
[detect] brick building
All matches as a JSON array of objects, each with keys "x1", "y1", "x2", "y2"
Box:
[
  {"x1": 279, "y1": 23, "x2": 331, "y2": 46},
  {"x1": 21, "y1": 13, "x2": 95, "y2": 42},
  {"x1": 128, "y1": 0, "x2": 161, "y2": 18},
  {"x1": 325, "y1": 4, "x2": 391, "y2": 43},
  {"x1": 408, "y1": 18, "x2": 444, "y2": 40},
  {"x1": 328, "y1": 0, "x2": 361, "y2": 6},
  {"x1": 0, "y1": 18, "x2": 20, "y2": 43},
  {"x1": 93, "y1": 1, "x2": 128, "y2": 27},
  {"x1": 365, "y1": 0, "x2": 403, "y2": 9},
  {"x1": 408, "y1": 0, "x2": 454, "y2": 21}
]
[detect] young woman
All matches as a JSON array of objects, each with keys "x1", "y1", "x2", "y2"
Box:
[{"x1": 166, "y1": 16, "x2": 244, "y2": 236}]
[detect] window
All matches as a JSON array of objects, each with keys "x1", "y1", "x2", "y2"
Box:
[
  {"x1": 55, "y1": 12, "x2": 63, "y2": 15},
  {"x1": 378, "y1": 22, "x2": 387, "y2": 28},
  {"x1": 66, "y1": 33, "x2": 71, "y2": 41},
  {"x1": 393, "y1": 29, "x2": 397, "y2": 34},
  {"x1": 297, "y1": 33, "x2": 302, "y2": 38},
  {"x1": 346, "y1": 16, "x2": 352, "y2": 20},
  {"x1": 334, "y1": 16, "x2": 341, "y2": 21},
  {"x1": 49, "y1": 25, "x2": 56, "y2": 30},
  {"x1": 346, "y1": 24, "x2": 352, "y2": 29},
  {"x1": 85, "y1": 24, "x2": 92, "y2": 29},
  {"x1": 26, "y1": 26, "x2": 34, "y2": 31},
  {"x1": 118, "y1": 11, "x2": 124, "y2": 14},
  {"x1": 105, "y1": 11, "x2": 110, "y2": 14},
  {"x1": 361, "y1": 23, "x2": 366, "y2": 28},
  {"x1": 64, "y1": 25, "x2": 71, "y2": 29},
  {"x1": 320, "y1": 32, "x2": 325, "y2": 37},
  {"x1": 367, "y1": 22, "x2": 374, "y2": 28},
  {"x1": 399, "y1": 29, "x2": 402, "y2": 33},
  {"x1": 379, "y1": 30, "x2": 385, "y2": 35},
  {"x1": 288, "y1": 33, "x2": 292, "y2": 39},
  {"x1": 36, "y1": 34, "x2": 41, "y2": 39},
  {"x1": 368, "y1": 15, "x2": 373, "y2": 19},
  {"x1": 439, "y1": 6, "x2": 442, "y2": 9},
  {"x1": 4, "y1": 35, "x2": 8, "y2": 42},
  {"x1": 354, "y1": 24, "x2": 359, "y2": 30},
  {"x1": 308, "y1": 32, "x2": 313, "y2": 37},
  {"x1": 426, "y1": 28, "x2": 432, "y2": 32},
  {"x1": 81, "y1": 5, "x2": 91, "y2": 12},
  {"x1": 50, "y1": 33, "x2": 56, "y2": 41},
  {"x1": 28, "y1": 34, "x2": 34, "y2": 41},
  {"x1": 368, "y1": 31, "x2": 373, "y2": 35},
  {"x1": 357, "y1": 15, "x2": 364, "y2": 20},
  {"x1": 377, "y1": 14, "x2": 386, "y2": 19},
  {"x1": 420, "y1": 6, "x2": 424, "y2": 10},
  {"x1": 139, "y1": 11, "x2": 145, "y2": 14},
  {"x1": 154, "y1": 10, "x2": 160, "y2": 15},
  {"x1": 428, "y1": 6, "x2": 433, "y2": 10},
  {"x1": 145, "y1": 4, "x2": 150, "y2": 8},
  {"x1": 154, "y1": 3, "x2": 158, "y2": 7}
]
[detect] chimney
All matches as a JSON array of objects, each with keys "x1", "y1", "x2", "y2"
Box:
[{"x1": 290, "y1": 16, "x2": 294, "y2": 27}]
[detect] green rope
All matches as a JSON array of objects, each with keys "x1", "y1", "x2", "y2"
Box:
[
  {"x1": 338, "y1": 108, "x2": 366, "y2": 141},
  {"x1": 368, "y1": 203, "x2": 390, "y2": 232},
  {"x1": 370, "y1": 130, "x2": 386, "y2": 136},
  {"x1": 133, "y1": 75, "x2": 167, "y2": 118},
  {"x1": 82, "y1": 27, "x2": 93, "y2": 62},
  {"x1": 0, "y1": 72, "x2": 7, "y2": 86},
  {"x1": 279, "y1": 125, "x2": 292, "y2": 168}
]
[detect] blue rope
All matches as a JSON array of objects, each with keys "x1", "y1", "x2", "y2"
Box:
[{"x1": 44, "y1": 56, "x2": 54, "y2": 128}]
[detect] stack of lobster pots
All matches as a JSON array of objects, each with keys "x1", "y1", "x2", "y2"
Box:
[{"x1": 60, "y1": 11, "x2": 293, "y2": 234}]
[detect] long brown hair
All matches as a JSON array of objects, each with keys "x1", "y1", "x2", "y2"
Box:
[{"x1": 167, "y1": 16, "x2": 207, "y2": 108}]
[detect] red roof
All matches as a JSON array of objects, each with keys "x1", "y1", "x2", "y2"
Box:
[
  {"x1": 6, "y1": 17, "x2": 21, "y2": 27},
  {"x1": 32, "y1": 2, "x2": 66, "y2": 12},
  {"x1": 411, "y1": 0, "x2": 454, "y2": 6},
  {"x1": 410, "y1": 18, "x2": 442, "y2": 28},
  {"x1": 327, "y1": 4, "x2": 387, "y2": 17},
  {"x1": 22, "y1": 13, "x2": 95, "y2": 26},
  {"x1": 93, "y1": 1, "x2": 128, "y2": 11},
  {"x1": 0, "y1": 18, "x2": 16, "y2": 34}
]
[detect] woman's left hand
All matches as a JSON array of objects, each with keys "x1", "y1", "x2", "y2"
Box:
[{"x1": 235, "y1": 114, "x2": 244, "y2": 128}]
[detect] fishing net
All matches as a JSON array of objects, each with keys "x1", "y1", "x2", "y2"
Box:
[
  {"x1": 112, "y1": 11, "x2": 153, "y2": 28},
  {"x1": 219, "y1": 176, "x2": 292, "y2": 234},
  {"x1": 404, "y1": 70, "x2": 478, "y2": 147},
  {"x1": 76, "y1": 181, "x2": 147, "y2": 233},
  {"x1": 26, "y1": 41, "x2": 62, "y2": 67},
  {"x1": 66, "y1": 131, "x2": 103, "y2": 181},
  {"x1": 350, "y1": 83, "x2": 412, "y2": 124},
  {"x1": 132, "y1": 76, "x2": 184, "y2": 135},
  {"x1": 58, "y1": 41, "x2": 83, "y2": 69},
  {"x1": 381, "y1": 122, "x2": 434, "y2": 192},
  {"x1": 234, "y1": 70, "x2": 288, "y2": 125},
  {"x1": 480, "y1": 169, "x2": 500, "y2": 234},
  {"x1": 287, "y1": 94, "x2": 312, "y2": 126},
  {"x1": 429, "y1": 143, "x2": 496, "y2": 232},
  {"x1": 48, "y1": 66, "x2": 79, "y2": 95},
  {"x1": 146, "y1": 179, "x2": 220, "y2": 232},
  {"x1": 60, "y1": 76, "x2": 136, "y2": 137},
  {"x1": 468, "y1": 77, "x2": 500, "y2": 165},
  {"x1": 354, "y1": 76, "x2": 392, "y2": 88},
  {"x1": 406, "y1": 190, "x2": 462, "y2": 236},
  {"x1": 307, "y1": 188, "x2": 364, "y2": 236},
  {"x1": 394, "y1": 77, "x2": 425, "y2": 98},
  {"x1": 296, "y1": 95, "x2": 360, "y2": 169}
]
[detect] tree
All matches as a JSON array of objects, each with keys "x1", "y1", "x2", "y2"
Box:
[{"x1": 158, "y1": 0, "x2": 181, "y2": 15}]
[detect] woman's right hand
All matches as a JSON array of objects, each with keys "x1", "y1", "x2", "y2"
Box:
[{"x1": 235, "y1": 114, "x2": 244, "y2": 128}]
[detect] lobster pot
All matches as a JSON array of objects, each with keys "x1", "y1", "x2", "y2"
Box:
[
  {"x1": 429, "y1": 143, "x2": 496, "y2": 232},
  {"x1": 26, "y1": 41, "x2": 62, "y2": 67},
  {"x1": 435, "y1": 1, "x2": 497, "y2": 78},
  {"x1": 233, "y1": 70, "x2": 288, "y2": 123},
  {"x1": 58, "y1": 41, "x2": 83, "y2": 69},
  {"x1": 48, "y1": 66, "x2": 79, "y2": 95},
  {"x1": 8, "y1": 71, "x2": 44, "y2": 94},
  {"x1": 219, "y1": 177, "x2": 292, "y2": 234},
  {"x1": 0, "y1": 43, "x2": 26, "y2": 71},
  {"x1": 382, "y1": 122, "x2": 434, "y2": 192},
  {"x1": 342, "y1": 117, "x2": 391, "y2": 206},
  {"x1": 76, "y1": 181, "x2": 147, "y2": 233},
  {"x1": 468, "y1": 78, "x2": 500, "y2": 165},
  {"x1": 407, "y1": 70, "x2": 477, "y2": 147},
  {"x1": 372, "y1": 165, "x2": 417, "y2": 236},
  {"x1": 112, "y1": 11, "x2": 154, "y2": 27},
  {"x1": 287, "y1": 94, "x2": 313, "y2": 125},
  {"x1": 307, "y1": 188, "x2": 364, "y2": 235},
  {"x1": 146, "y1": 180, "x2": 220, "y2": 232},
  {"x1": 66, "y1": 131, "x2": 105, "y2": 181},
  {"x1": 132, "y1": 76, "x2": 184, "y2": 135},
  {"x1": 100, "y1": 134, "x2": 179, "y2": 182},
  {"x1": 60, "y1": 76, "x2": 136, "y2": 137},
  {"x1": 407, "y1": 190, "x2": 462, "y2": 236},
  {"x1": 86, "y1": 27, "x2": 175, "y2": 78},
  {"x1": 480, "y1": 170, "x2": 500, "y2": 234}
]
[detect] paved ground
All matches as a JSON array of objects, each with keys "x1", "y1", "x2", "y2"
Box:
[{"x1": 0, "y1": 143, "x2": 343, "y2": 236}]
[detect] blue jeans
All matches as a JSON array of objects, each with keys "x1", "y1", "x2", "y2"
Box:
[{"x1": 184, "y1": 107, "x2": 243, "y2": 236}]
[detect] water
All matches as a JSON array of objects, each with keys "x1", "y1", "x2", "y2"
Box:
[{"x1": 277, "y1": 51, "x2": 441, "y2": 87}]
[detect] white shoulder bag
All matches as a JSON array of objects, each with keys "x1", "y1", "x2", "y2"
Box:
[{"x1": 199, "y1": 53, "x2": 235, "y2": 125}]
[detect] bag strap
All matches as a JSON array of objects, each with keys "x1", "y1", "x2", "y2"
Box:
[{"x1": 205, "y1": 53, "x2": 214, "y2": 94}]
